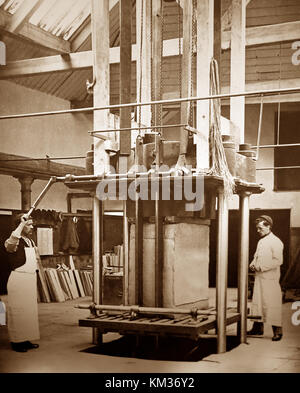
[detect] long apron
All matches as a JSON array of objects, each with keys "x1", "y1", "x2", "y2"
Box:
[
  {"x1": 6, "y1": 247, "x2": 40, "y2": 343},
  {"x1": 251, "y1": 273, "x2": 282, "y2": 327}
]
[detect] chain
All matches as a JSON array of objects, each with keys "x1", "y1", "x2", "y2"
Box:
[
  {"x1": 138, "y1": 0, "x2": 144, "y2": 132},
  {"x1": 158, "y1": 0, "x2": 164, "y2": 130},
  {"x1": 150, "y1": 0, "x2": 154, "y2": 127},
  {"x1": 178, "y1": 0, "x2": 182, "y2": 100},
  {"x1": 189, "y1": 0, "x2": 197, "y2": 128}
]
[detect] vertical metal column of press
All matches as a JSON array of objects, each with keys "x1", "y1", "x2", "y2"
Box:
[
  {"x1": 92, "y1": 196, "x2": 104, "y2": 345},
  {"x1": 237, "y1": 191, "x2": 251, "y2": 343},
  {"x1": 123, "y1": 200, "x2": 129, "y2": 305},
  {"x1": 154, "y1": 135, "x2": 164, "y2": 307},
  {"x1": 216, "y1": 188, "x2": 229, "y2": 353},
  {"x1": 135, "y1": 136, "x2": 144, "y2": 305}
]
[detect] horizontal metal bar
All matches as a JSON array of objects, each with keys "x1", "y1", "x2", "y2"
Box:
[
  {"x1": 1, "y1": 86, "x2": 300, "y2": 121},
  {"x1": 89, "y1": 123, "x2": 188, "y2": 134},
  {"x1": 257, "y1": 166, "x2": 300, "y2": 171},
  {"x1": 75, "y1": 303, "x2": 215, "y2": 316},
  {"x1": 56, "y1": 168, "x2": 178, "y2": 182},
  {"x1": 0, "y1": 156, "x2": 86, "y2": 162},
  {"x1": 62, "y1": 213, "x2": 92, "y2": 217},
  {"x1": 253, "y1": 143, "x2": 300, "y2": 149}
]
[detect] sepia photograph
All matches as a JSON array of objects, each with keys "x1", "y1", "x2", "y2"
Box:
[{"x1": 0, "y1": 0, "x2": 300, "y2": 381}]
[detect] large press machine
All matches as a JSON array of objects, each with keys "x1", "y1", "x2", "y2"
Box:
[
  {"x1": 3, "y1": 0, "x2": 274, "y2": 355},
  {"x1": 68, "y1": 0, "x2": 265, "y2": 354}
]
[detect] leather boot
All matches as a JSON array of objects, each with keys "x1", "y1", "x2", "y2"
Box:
[
  {"x1": 247, "y1": 321, "x2": 264, "y2": 336},
  {"x1": 24, "y1": 341, "x2": 39, "y2": 349},
  {"x1": 272, "y1": 326, "x2": 283, "y2": 341},
  {"x1": 11, "y1": 342, "x2": 27, "y2": 352}
]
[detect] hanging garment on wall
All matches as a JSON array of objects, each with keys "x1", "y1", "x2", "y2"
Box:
[
  {"x1": 77, "y1": 218, "x2": 92, "y2": 253},
  {"x1": 60, "y1": 217, "x2": 79, "y2": 254}
]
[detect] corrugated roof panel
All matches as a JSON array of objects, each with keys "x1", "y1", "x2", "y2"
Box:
[
  {"x1": 29, "y1": 0, "x2": 91, "y2": 40},
  {"x1": 1, "y1": 0, "x2": 91, "y2": 41},
  {"x1": 2, "y1": 0, "x2": 23, "y2": 14}
]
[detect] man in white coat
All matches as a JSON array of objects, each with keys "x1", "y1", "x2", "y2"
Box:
[
  {"x1": 2, "y1": 213, "x2": 40, "y2": 352},
  {"x1": 248, "y1": 215, "x2": 284, "y2": 341}
]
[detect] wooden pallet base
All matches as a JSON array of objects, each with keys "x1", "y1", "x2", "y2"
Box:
[{"x1": 79, "y1": 312, "x2": 240, "y2": 341}]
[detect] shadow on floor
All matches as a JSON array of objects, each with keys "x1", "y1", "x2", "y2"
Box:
[{"x1": 80, "y1": 335, "x2": 241, "y2": 362}]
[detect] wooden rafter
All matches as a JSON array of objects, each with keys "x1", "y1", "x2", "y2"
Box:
[
  {"x1": 0, "y1": 9, "x2": 70, "y2": 54},
  {"x1": 0, "y1": 152, "x2": 86, "y2": 180},
  {"x1": 2, "y1": 16, "x2": 300, "y2": 80},
  {"x1": 0, "y1": 51, "x2": 93, "y2": 79},
  {"x1": 222, "y1": 20, "x2": 300, "y2": 50}
]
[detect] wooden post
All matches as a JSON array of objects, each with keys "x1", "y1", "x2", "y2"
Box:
[
  {"x1": 230, "y1": 0, "x2": 246, "y2": 147},
  {"x1": 90, "y1": 0, "x2": 109, "y2": 344},
  {"x1": 237, "y1": 191, "x2": 250, "y2": 344},
  {"x1": 196, "y1": 0, "x2": 214, "y2": 170},
  {"x1": 91, "y1": 0, "x2": 111, "y2": 174},
  {"x1": 216, "y1": 188, "x2": 229, "y2": 353}
]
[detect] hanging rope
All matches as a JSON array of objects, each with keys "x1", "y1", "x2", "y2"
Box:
[{"x1": 208, "y1": 58, "x2": 235, "y2": 198}]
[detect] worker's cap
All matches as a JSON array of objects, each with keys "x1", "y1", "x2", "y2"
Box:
[{"x1": 255, "y1": 215, "x2": 273, "y2": 227}]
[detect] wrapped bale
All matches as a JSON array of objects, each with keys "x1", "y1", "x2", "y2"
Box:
[{"x1": 128, "y1": 220, "x2": 210, "y2": 310}]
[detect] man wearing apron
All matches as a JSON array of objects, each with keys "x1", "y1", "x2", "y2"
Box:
[
  {"x1": 248, "y1": 215, "x2": 284, "y2": 341},
  {"x1": 3, "y1": 213, "x2": 40, "y2": 352}
]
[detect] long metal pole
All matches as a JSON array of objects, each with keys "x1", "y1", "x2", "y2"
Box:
[
  {"x1": 123, "y1": 200, "x2": 129, "y2": 305},
  {"x1": 216, "y1": 188, "x2": 229, "y2": 354},
  {"x1": 92, "y1": 196, "x2": 103, "y2": 345},
  {"x1": 76, "y1": 303, "x2": 217, "y2": 316},
  {"x1": 154, "y1": 135, "x2": 163, "y2": 308},
  {"x1": 89, "y1": 123, "x2": 189, "y2": 134},
  {"x1": 237, "y1": 191, "x2": 250, "y2": 344},
  {"x1": 1, "y1": 86, "x2": 300, "y2": 120},
  {"x1": 252, "y1": 143, "x2": 300, "y2": 149}
]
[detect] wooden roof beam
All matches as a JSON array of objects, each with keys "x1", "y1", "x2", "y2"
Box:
[
  {"x1": 2, "y1": 19, "x2": 300, "y2": 80},
  {"x1": 222, "y1": 20, "x2": 300, "y2": 50},
  {"x1": 0, "y1": 51, "x2": 93, "y2": 79},
  {"x1": 0, "y1": 152, "x2": 86, "y2": 180},
  {"x1": 0, "y1": 9, "x2": 70, "y2": 54}
]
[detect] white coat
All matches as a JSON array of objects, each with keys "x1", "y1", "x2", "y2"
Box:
[
  {"x1": 250, "y1": 232, "x2": 283, "y2": 327},
  {"x1": 4, "y1": 235, "x2": 40, "y2": 343}
]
